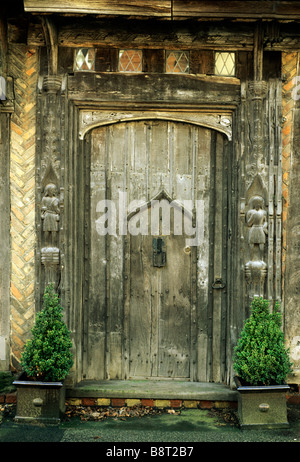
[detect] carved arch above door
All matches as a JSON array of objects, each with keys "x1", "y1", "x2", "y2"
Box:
[{"x1": 79, "y1": 109, "x2": 233, "y2": 140}]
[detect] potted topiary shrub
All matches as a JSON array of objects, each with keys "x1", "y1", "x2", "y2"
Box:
[
  {"x1": 233, "y1": 297, "x2": 293, "y2": 429},
  {"x1": 13, "y1": 283, "x2": 73, "y2": 424}
]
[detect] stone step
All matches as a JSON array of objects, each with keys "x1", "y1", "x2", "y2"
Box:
[{"x1": 66, "y1": 380, "x2": 238, "y2": 402}]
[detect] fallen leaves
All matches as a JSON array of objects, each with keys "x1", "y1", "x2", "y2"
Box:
[
  {"x1": 64, "y1": 404, "x2": 181, "y2": 422},
  {"x1": 0, "y1": 404, "x2": 15, "y2": 423},
  {"x1": 208, "y1": 408, "x2": 239, "y2": 426}
]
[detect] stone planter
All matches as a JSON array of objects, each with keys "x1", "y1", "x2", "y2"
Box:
[
  {"x1": 234, "y1": 376, "x2": 290, "y2": 429},
  {"x1": 13, "y1": 372, "x2": 66, "y2": 424}
]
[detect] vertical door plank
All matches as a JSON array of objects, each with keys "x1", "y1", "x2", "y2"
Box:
[
  {"x1": 196, "y1": 128, "x2": 211, "y2": 382},
  {"x1": 158, "y1": 231, "x2": 191, "y2": 378},
  {"x1": 149, "y1": 121, "x2": 169, "y2": 196},
  {"x1": 86, "y1": 128, "x2": 107, "y2": 379},
  {"x1": 212, "y1": 133, "x2": 224, "y2": 383},
  {"x1": 173, "y1": 122, "x2": 193, "y2": 201},
  {"x1": 107, "y1": 125, "x2": 127, "y2": 379},
  {"x1": 129, "y1": 230, "x2": 153, "y2": 378}
]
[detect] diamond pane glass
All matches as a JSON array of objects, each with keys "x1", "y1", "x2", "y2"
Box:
[
  {"x1": 214, "y1": 52, "x2": 235, "y2": 76},
  {"x1": 119, "y1": 50, "x2": 143, "y2": 73},
  {"x1": 74, "y1": 48, "x2": 95, "y2": 71},
  {"x1": 166, "y1": 51, "x2": 189, "y2": 74}
]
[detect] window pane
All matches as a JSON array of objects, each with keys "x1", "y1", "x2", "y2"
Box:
[
  {"x1": 74, "y1": 48, "x2": 95, "y2": 71},
  {"x1": 215, "y1": 52, "x2": 235, "y2": 76},
  {"x1": 119, "y1": 50, "x2": 143, "y2": 73},
  {"x1": 166, "y1": 51, "x2": 189, "y2": 74}
]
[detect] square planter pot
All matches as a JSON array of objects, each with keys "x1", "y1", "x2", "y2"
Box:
[
  {"x1": 234, "y1": 376, "x2": 290, "y2": 429},
  {"x1": 13, "y1": 372, "x2": 66, "y2": 424}
]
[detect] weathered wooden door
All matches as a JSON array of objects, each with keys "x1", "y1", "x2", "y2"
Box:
[
  {"x1": 84, "y1": 118, "x2": 228, "y2": 382},
  {"x1": 126, "y1": 203, "x2": 194, "y2": 379}
]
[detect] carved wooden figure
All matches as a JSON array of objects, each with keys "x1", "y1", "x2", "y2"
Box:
[
  {"x1": 246, "y1": 195, "x2": 268, "y2": 261},
  {"x1": 41, "y1": 183, "x2": 60, "y2": 246}
]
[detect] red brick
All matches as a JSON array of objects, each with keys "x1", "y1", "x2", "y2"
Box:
[
  {"x1": 199, "y1": 400, "x2": 214, "y2": 409},
  {"x1": 6, "y1": 393, "x2": 17, "y2": 404},
  {"x1": 229, "y1": 401, "x2": 238, "y2": 409},
  {"x1": 82, "y1": 398, "x2": 97, "y2": 406},
  {"x1": 287, "y1": 395, "x2": 300, "y2": 405},
  {"x1": 111, "y1": 398, "x2": 126, "y2": 407},
  {"x1": 0, "y1": 395, "x2": 5, "y2": 404},
  {"x1": 141, "y1": 399, "x2": 154, "y2": 407},
  {"x1": 170, "y1": 400, "x2": 182, "y2": 408}
]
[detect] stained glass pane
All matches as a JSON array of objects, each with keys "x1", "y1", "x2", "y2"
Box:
[
  {"x1": 214, "y1": 52, "x2": 235, "y2": 76},
  {"x1": 74, "y1": 48, "x2": 95, "y2": 71},
  {"x1": 166, "y1": 51, "x2": 189, "y2": 74},
  {"x1": 119, "y1": 50, "x2": 143, "y2": 73}
]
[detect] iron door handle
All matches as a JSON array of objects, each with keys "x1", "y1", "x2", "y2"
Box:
[{"x1": 212, "y1": 278, "x2": 226, "y2": 290}]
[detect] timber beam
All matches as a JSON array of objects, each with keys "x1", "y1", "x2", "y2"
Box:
[{"x1": 23, "y1": 1, "x2": 300, "y2": 21}]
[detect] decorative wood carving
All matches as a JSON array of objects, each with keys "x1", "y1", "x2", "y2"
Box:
[
  {"x1": 79, "y1": 109, "x2": 233, "y2": 140},
  {"x1": 246, "y1": 195, "x2": 268, "y2": 261},
  {"x1": 242, "y1": 76, "x2": 282, "y2": 304},
  {"x1": 37, "y1": 75, "x2": 64, "y2": 293},
  {"x1": 41, "y1": 183, "x2": 60, "y2": 246}
]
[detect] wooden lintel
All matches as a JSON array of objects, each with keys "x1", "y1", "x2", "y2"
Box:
[
  {"x1": 24, "y1": 0, "x2": 172, "y2": 17},
  {"x1": 24, "y1": 1, "x2": 300, "y2": 20}
]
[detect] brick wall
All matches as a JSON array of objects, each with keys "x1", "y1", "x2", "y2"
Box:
[
  {"x1": 282, "y1": 52, "x2": 298, "y2": 293},
  {"x1": 9, "y1": 45, "x2": 38, "y2": 370},
  {"x1": 282, "y1": 52, "x2": 300, "y2": 373}
]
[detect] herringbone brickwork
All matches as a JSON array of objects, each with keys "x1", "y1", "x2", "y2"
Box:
[
  {"x1": 281, "y1": 52, "x2": 298, "y2": 284},
  {"x1": 9, "y1": 45, "x2": 38, "y2": 369}
]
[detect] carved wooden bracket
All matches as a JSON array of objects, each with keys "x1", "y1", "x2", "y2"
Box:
[{"x1": 41, "y1": 17, "x2": 58, "y2": 75}]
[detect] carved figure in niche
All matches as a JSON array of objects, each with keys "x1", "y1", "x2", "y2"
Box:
[
  {"x1": 41, "y1": 183, "x2": 60, "y2": 245},
  {"x1": 246, "y1": 195, "x2": 268, "y2": 261}
]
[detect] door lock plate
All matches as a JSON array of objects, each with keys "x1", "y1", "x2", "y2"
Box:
[{"x1": 153, "y1": 237, "x2": 166, "y2": 267}]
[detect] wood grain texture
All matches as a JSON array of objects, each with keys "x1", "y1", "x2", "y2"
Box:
[
  {"x1": 24, "y1": 0, "x2": 300, "y2": 19},
  {"x1": 24, "y1": 0, "x2": 171, "y2": 16},
  {"x1": 85, "y1": 119, "x2": 227, "y2": 381}
]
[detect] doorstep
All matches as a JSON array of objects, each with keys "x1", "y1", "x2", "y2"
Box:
[{"x1": 66, "y1": 380, "x2": 238, "y2": 404}]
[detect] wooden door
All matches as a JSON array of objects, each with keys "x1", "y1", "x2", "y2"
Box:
[
  {"x1": 126, "y1": 202, "x2": 194, "y2": 379},
  {"x1": 84, "y1": 118, "x2": 228, "y2": 382}
]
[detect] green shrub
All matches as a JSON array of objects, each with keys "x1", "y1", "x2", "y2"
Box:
[
  {"x1": 21, "y1": 284, "x2": 73, "y2": 382},
  {"x1": 233, "y1": 297, "x2": 293, "y2": 386}
]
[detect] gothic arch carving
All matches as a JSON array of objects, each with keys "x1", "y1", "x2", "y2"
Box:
[
  {"x1": 127, "y1": 188, "x2": 194, "y2": 222},
  {"x1": 79, "y1": 110, "x2": 232, "y2": 140}
]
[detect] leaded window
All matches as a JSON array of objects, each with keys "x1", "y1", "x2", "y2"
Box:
[
  {"x1": 119, "y1": 50, "x2": 143, "y2": 73},
  {"x1": 214, "y1": 52, "x2": 235, "y2": 76},
  {"x1": 166, "y1": 51, "x2": 190, "y2": 74},
  {"x1": 74, "y1": 48, "x2": 95, "y2": 71}
]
